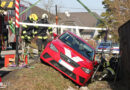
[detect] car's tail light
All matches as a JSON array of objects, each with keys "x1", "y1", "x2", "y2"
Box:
[
  {"x1": 98, "y1": 48, "x2": 106, "y2": 50},
  {"x1": 81, "y1": 67, "x2": 91, "y2": 74},
  {"x1": 50, "y1": 43, "x2": 58, "y2": 52},
  {"x1": 111, "y1": 48, "x2": 114, "y2": 50}
]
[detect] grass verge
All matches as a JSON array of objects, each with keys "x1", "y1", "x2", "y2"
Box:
[{"x1": 3, "y1": 62, "x2": 77, "y2": 90}]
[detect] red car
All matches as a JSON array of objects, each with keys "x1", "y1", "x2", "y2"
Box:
[{"x1": 40, "y1": 31, "x2": 96, "y2": 86}]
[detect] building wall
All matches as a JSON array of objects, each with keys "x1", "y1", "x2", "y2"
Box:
[{"x1": 118, "y1": 20, "x2": 130, "y2": 89}]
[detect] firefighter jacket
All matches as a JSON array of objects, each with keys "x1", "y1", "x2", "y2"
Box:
[
  {"x1": 34, "y1": 19, "x2": 52, "y2": 40},
  {"x1": 21, "y1": 19, "x2": 37, "y2": 40},
  {"x1": 2, "y1": 24, "x2": 8, "y2": 41},
  {"x1": 103, "y1": 60, "x2": 115, "y2": 75}
]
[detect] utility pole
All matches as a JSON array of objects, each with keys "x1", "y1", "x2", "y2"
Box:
[
  {"x1": 55, "y1": 5, "x2": 58, "y2": 24},
  {"x1": 55, "y1": 5, "x2": 59, "y2": 34}
]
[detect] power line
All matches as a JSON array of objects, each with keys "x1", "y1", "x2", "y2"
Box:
[
  {"x1": 35, "y1": 3, "x2": 105, "y2": 11},
  {"x1": 49, "y1": 6, "x2": 105, "y2": 11},
  {"x1": 54, "y1": 7, "x2": 105, "y2": 11},
  {"x1": 25, "y1": 0, "x2": 105, "y2": 12}
]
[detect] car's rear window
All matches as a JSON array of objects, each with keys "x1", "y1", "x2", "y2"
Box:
[
  {"x1": 59, "y1": 32, "x2": 94, "y2": 61},
  {"x1": 112, "y1": 43, "x2": 119, "y2": 47}
]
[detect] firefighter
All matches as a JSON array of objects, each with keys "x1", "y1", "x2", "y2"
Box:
[
  {"x1": 3, "y1": 24, "x2": 8, "y2": 41},
  {"x1": 35, "y1": 13, "x2": 53, "y2": 56},
  {"x1": 21, "y1": 13, "x2": 38, "y2": 45},
  {"x1": 98, "y1": 54, "x2": 115, "y2": 81},
  {"x1": 1, "y1": 15, "x2": 8, "y2": 50},
  {"x1": 21, "y1": 14, "x2": 38, "y2": 58}
]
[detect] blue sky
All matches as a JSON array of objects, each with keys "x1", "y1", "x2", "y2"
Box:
[{"x1": 27, "y1": 0, "x2": 105, "y2": 15}]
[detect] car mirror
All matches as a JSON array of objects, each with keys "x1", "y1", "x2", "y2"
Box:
[
  {"x1": 53, "y1": 33, "x2": 58, "y2": 39},
  {"x1": 94, "y1": 61, "x2": 98, "y2": 66}
]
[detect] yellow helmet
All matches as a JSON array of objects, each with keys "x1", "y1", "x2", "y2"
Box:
[{"x1": 29, "y1": 14, "x2": 38, "y2": 21}]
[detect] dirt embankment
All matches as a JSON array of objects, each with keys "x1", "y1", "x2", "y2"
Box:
[
  {"x1": 2, "y1": 62, "x2": 125, "y2": 90},
  {"x1": 2, "y1": 63, "x2": 77, "y2": 90}
]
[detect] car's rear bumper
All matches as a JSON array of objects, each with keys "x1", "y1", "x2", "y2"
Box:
[
  {"x1": 96, "y1": 49, "x2": 110, "y2": 54},
  {"x1": 40, "y1": 44, "x2": 92, "y2": 86}
]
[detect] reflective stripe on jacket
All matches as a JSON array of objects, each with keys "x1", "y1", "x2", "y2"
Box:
[
  {"x1": 23, "y1": 31, "x2": 27, "y2": 34},
  {"x1": 21, "y1": 36, "x2": 25, "y2": 39},
  {"x1": 22, "y1": 24, "x2": 27, "y2": 28},
  {"x1": 103, "y1": 61, "x2": 110, "y2": 67},
  {"x1": 34, "y1": 31, "x2": 37, "y2": 34},
  {"x1": 106, "y1": 67, "x2": 115, "y2": 75},
  {"x1": 48, "y1": 27, "x2": 52, "y2": 34},
  {"x1": 37, "y1": 36, "x2": 48, "y2": 39}
]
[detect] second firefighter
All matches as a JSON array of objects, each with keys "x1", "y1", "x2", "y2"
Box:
[{"x1": 35, "y1": 13, "x2": 53, "y2": 56}]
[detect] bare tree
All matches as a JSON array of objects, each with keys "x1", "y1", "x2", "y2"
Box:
[
  {"x1": 41, "y1": 0, "x2": 55, "y2": 22},
  {"x1": 113, "y1": 0, "x2": 130, "y2": 25},
  {"x1": 41, "y1": 0, "x2": 64, "y2": 23},
  {"x1": 44, "y1": 0, "x2": 54, "y2": 13},
  {"x1": 42, "y1": 0, "x2": 54, "y2": 17}
]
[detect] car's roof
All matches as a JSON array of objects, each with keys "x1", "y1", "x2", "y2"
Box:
[{"x1": 100, "y1": 40, "x2": 112, "y2": 43}]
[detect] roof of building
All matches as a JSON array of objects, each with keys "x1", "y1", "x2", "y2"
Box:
[
  {"x1": 58, "y1": 12, "x2": 100, "y2": 27},
  {"x1": 0, "y1": 0, "x2": 55, "y2": 22},
  {"x1": 30, "y1": 5, "x2": 55, "y2": 22}
]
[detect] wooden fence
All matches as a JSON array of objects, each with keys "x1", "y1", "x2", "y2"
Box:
[{"x1": 118, "y1": 20, "x2": 130, "y2": 89}]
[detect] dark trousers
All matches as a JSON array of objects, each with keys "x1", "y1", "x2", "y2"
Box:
[{"x1": 36, "y1": 39, "x2": 48, "y2": 56}]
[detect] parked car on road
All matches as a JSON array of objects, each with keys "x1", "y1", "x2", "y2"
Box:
[
  {"x1": 40, "y1": 31, "x2": 97, "y2": 86},
  {"x1": 111, "y1": 43, "x2": 119, "y2": 54},
  {"x1": 96, "y1": 41, "x2": 112, "y2": 54}
]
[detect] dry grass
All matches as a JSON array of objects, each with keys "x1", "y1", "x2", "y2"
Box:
[
  {"x1": 29, "y1": 41, "x2": 38, "y2": 49},
  {"x1": 3, "y1": 63, "x2": 77, "y2": 90},
  {"x1": 2, "y1": 60, "x2": 121, "y2": 90},
  {"x1": 88, "y1": 81, "x2": 112, "y2": 90}
]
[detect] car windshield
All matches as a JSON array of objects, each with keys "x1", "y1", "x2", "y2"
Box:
[
  {"x1": 59, "y1": 32, "x2": 94, "y2": 61},
  {"x1": 99, "y1": 43, "x2": 110, "y2": 46}
]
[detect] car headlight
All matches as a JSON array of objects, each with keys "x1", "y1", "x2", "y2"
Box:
[
  {"x1": 81, "y1": 67, "x2": 91, "y2": 74},
  {"x1": 50, "y1": 43, "x2": 58, "y2": 52}
]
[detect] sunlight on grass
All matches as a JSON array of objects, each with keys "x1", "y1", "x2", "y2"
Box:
[{"x1": 5, "y1": 63, "x2": 77, "y2": 90}]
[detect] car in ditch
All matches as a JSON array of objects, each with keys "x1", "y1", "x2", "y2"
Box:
[
  {"x1": 111, "y1": 43, "x2": 119, "y2": 54},
  {"x1": 96, "y1": 41, "x2": 112, "y2": 54},
  {"x1": 40, "y1": 31, "x2": 96, "y2": 86}
]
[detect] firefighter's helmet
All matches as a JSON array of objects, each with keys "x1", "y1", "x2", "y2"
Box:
[
  {"x1": 42, "y1": 13, "x2": 48, "y2": 19},
  {"x1": 29, "y1": 14, "x2": 38, "y2": 21}
]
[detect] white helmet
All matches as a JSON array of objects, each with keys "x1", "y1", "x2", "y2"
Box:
[{"x1": 42, "y1": 13, "x2": 48, "y2": 19}]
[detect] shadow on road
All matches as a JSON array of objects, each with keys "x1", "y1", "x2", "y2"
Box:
[
  {"x1": 0, "y1": 57, "x2": 11, "y2": 77},
  {"x1": 0, "y1": 71, "x2": 11, "y2": 77}
]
